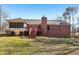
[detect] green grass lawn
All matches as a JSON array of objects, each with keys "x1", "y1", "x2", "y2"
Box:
[{"x1": 0, "y1": 36, "x2": 79, "y2": 55}]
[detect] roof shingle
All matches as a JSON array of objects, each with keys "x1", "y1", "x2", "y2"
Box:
[{"x1": 7, "y1": 18, "x2": 69, "y2": 25}]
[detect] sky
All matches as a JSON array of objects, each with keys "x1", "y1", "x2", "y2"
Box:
[{"x1": 1, "y1": 4, "x2": 79, "y2": 20}]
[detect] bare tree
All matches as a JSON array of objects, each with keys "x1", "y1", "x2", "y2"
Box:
[
  {"x1": 63, "y1": 11, "x2": 71, "y2": 23},
  {"x1": 63, "y1": 7, "x2": 77, "y2": 37},
  {"x1": 0, "y1": 5, "x2": 9, "y2": 34}
]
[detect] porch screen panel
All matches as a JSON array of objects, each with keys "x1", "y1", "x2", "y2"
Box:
[{"x1": 9, "y1": 22, "x2": 23, "y2": 28}]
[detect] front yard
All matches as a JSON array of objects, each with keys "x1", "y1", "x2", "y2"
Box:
[{"x1": 0, "y1": 36, "x2": 79, "y2": 55}]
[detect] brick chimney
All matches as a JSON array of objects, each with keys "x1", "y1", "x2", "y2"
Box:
[{"x1": 41, "y1": 16, "x2": 47, "y2": 35}]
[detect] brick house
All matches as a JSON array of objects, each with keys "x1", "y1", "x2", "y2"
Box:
[{"x1": 5, "y1": 16, "x2": 71, "y2": 37}]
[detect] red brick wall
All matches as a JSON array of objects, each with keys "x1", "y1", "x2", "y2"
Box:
[
  {"x1": 27, "y1": 24, "x2": 70, "y2": 37},
  {"x1": 46, "y1": 25, "x2": 70, "y2": 37}
]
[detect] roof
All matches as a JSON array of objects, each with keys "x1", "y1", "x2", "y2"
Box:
[
  {"x1": 47, "y1": 20, "x2": 61, "y2": 25},
  {"x1": 26, "y1": 20, "x2": 41, "y2": 24},
  {"x1": 7, "y1": 19, "x2": 25, "y2": 22},
  {"x1": 7, "y1": 18, "x2": 70, "y2": 25}
]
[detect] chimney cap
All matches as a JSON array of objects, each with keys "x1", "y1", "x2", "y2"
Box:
[
  {"x1": 42, "y1": 15, "x2": 46, "y2": 17},
  {"x1": 41, "y1": 16, "x2": 47, "y2": 19}
]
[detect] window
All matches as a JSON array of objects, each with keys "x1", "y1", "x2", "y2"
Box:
[
  {"x1": 38, "y1": 25, "x2": 41, "y2": 30},
  {"x1": 47, "y1": 25, "x2": 50, "y2": 31},
  {"x1": 9, "y1": 22, "x2": 24, "y2": 28}
]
